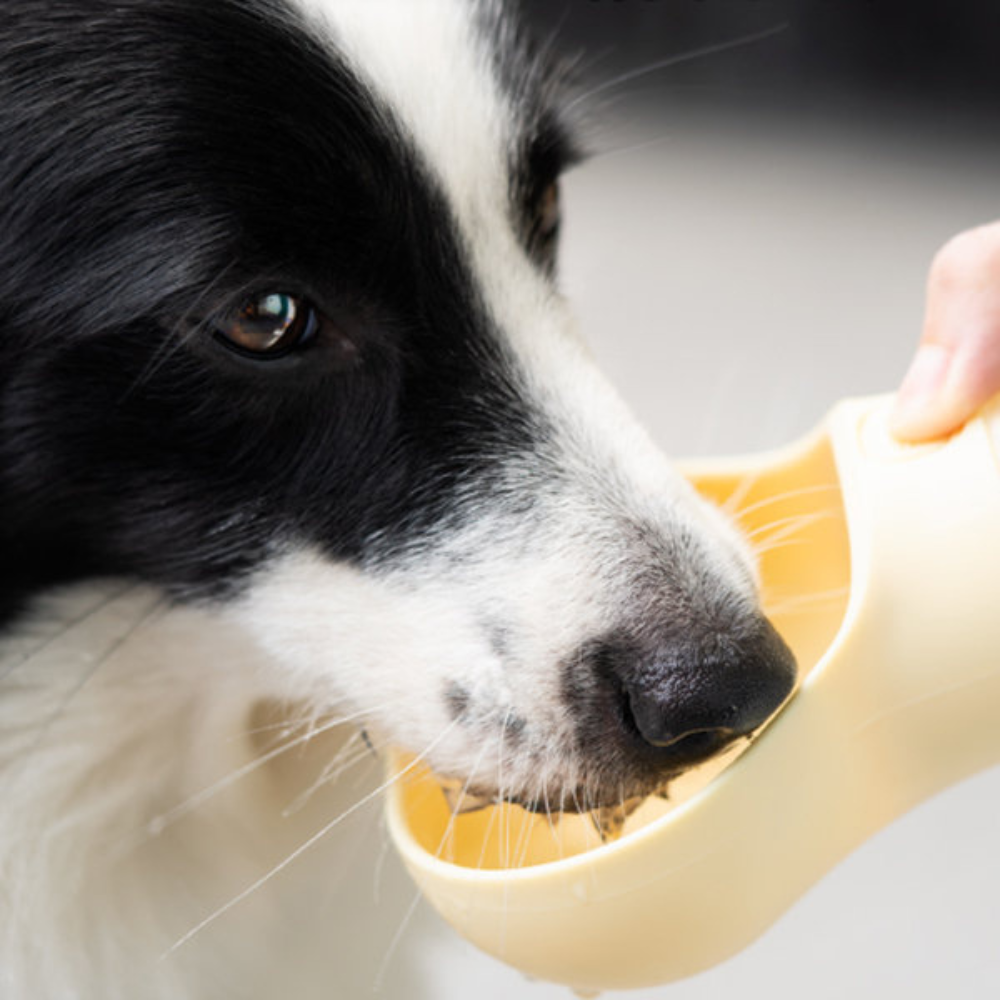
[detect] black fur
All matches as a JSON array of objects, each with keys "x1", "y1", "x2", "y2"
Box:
[{"x1": 0, "y1": 0, "x2": 574, "y2": 621}]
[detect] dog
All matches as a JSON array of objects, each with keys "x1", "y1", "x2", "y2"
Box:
[{"x1": 0, "y1": 1, "x2": 795, "y2": 995}]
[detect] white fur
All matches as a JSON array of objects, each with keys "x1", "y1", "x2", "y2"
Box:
[
  {"x1": 0, "y1": 2, "x2": 758, "y2": 995},
  {"x1": 0, "y1": 583, "x2": 398, "y2": 997},
  {"x1": 260, "y1": 0, "x2": 757, "y2": 792}
]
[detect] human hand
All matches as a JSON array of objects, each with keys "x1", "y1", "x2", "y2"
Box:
[{"x1": 890, "y1": 221, "x2": 1000, "y2": 442}]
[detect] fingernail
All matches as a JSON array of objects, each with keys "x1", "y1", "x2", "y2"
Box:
[{"x1": 890, "y1": 343, "x2": 954, "y2": 440}]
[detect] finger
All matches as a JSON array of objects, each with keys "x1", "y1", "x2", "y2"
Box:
[{"x1": 890, "y1": 223, "x2": 1000, "y2": 442}]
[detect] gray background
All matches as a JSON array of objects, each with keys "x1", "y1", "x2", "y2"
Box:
[{"x1": 320, "y1": 5, "x2": 1000, "y2": 997}]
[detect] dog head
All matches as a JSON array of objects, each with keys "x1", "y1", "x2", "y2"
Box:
[{"x1": 0, "y1": 0, "x2": 794, "y2": 811}]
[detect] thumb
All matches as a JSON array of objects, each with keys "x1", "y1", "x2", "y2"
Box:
[{"x1": 890, "y1": 224, "x2": 1000, "y2": 442}]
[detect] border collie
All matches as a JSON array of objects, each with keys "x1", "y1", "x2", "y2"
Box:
[{"x1": 0, "y1": 1, "x2": 795, "y2": 995}]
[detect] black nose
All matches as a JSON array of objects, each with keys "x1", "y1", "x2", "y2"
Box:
[{"x1": 594, "y1": 615, "x2": 796, "y2": 762}]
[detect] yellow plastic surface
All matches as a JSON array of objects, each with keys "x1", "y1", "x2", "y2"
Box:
[{"x1": 385, "y1": 394, "x2": 1000, "y2": 991}]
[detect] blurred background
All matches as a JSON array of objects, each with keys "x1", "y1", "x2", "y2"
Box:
[
  {"x1": 322, "y1": 4, "x2": 1000, "y2": 998},
  {"x1": 522, "y1": 0, "x2": 1000, "y2": 122},
  {"x1": 518, "y1": 0, "x2": 1000, "y2": 457}
]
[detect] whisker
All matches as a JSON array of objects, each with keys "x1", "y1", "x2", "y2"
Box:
[
  {"x1": 371, "y1": 815, "x2": 393, "y2": 908},
  {"x1": 20, "y1": 591, "x2": 167, "y2": 759},
  {"x1": 751, "y1": 537, "x2": 813, "y2": 558},
  {"x1": 746, "y1": 508, "x2": 842, "y2": 546},
  {"x1": 163, "y1": 718, "x2": 462, "y2": 958},
  {"x1": 281, "y1": 737, "x2": 371, "y2": 819},
  {"x1": 539, "y1": 777, "x2": 565, "y2": 862},
  {"x1": 720, "y1": 470, "x2": 760, "y2": 518},
  {"x1": 511, "y1": 791, "x2": 536, "y2": 870},
  {"x1": 582, "y1": 130, "x2": 680, "y2": 165},
  {"x1": 732, "y1": 483, "x2": 840, "y2": 521},
  {"x1": 496, "y1": 707, "x2": 512, "y2": 869},
  {"x1": 434, "y1": 733, "x2": 495, "y2": 863},
  {"x1": 764, "y1": 586, "x2": 850, "y2": 616},
  {"x1": 148, "y1": 706, "x2": 397, "y2": 835},
  {"x1": 119, "y1": 262, "x2": 257, "y2": 400},
  {"x1": 372, "y1": 884, "x2": 425, "y2": 995},
  {"x1": 239, "y1": 702, "x2": 370, "y2": 747},
  {"x1": 564, "y1": 21, "x2": 789, "y2": 116},
  {"x1": 0, "y1": 581, "x2": 138, "y2": 684},
  {"x1": 234, "y1": 716, "x2": 308, "y2": 741}
]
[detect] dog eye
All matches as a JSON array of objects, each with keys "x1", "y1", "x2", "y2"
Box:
[
  {"x1": 527, "y1": 180, "x2": 561, "y2": 270},
  {"x1": 535, "y1": 181, "x2": 560, "y2": 243},
  {"x1": 215, "y1": 293, "x2": 318, "y2": 357}
]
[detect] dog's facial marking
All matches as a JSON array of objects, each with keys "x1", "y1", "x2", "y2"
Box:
[
  {"x1": 0, "y1": 0, "x2": 555, "y2": 596},
  {"x1": 445, "y1": 682, "x2": 472, "y2": 723},
  {"x1": 484, "y1": 620, "x2": 514, "y2": 661},
  {"x1": 502, "y1": 712, "x2": 528, "y2": 744},
  {"x1": 1, "y1": 0, "x2": 795, "y2": 815}
]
